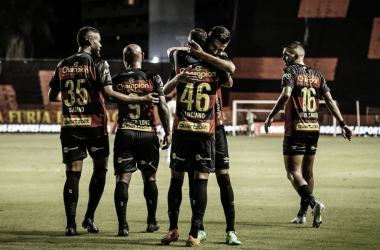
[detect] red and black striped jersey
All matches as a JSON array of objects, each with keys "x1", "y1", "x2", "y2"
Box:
[
  {"x1": 49, "y1": 52, "x2": 112, "y2": 140},
  {"x1": 112, "y1": 68, "x2": 164, "y2": 132},
  {"x1": 281, "y1": 64, "x2": 330, "y2": 138},
  {"x1": 168, "y1": 50, "x2": 229, "y2": 140}
]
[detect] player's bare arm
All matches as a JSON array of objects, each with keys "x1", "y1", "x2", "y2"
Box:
[
  {"x1": 220, "y1": 77, "x2": 233, "y2": 88},
  {"x1": 188, "y1": 40, "x2": 235, "y2": 74},
  {"x1": 157, "y1": 96, "x2": 172, "y2": 150},
  {"x1": 163, "y1": 66, "x2": 200, "y2": 95},
  {"x1": 48, "y1": 88, "x2": 62, "y2": 102},
  {"x1": 323, "y1": 92, "x2": 352, "y2": 141},
  {"x1": 264, "y1": 86, "x2": 292, "y2": 133},
  {"x1": 101, "y1": 85, "x2": 159, "y2": 105}
]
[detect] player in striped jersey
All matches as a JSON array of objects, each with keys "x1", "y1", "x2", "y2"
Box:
[
  {"x1": 264, "y1": 41, "x2": 352, "y2": 228},
  {"x1": 48, "y1": 27, "x2": 159, "y2": 236},
  {"x1": 161, "y1": 28, "x2": 231, "y2": 247},
  {"x1": 112, "y1": 44, "x2": 171, "y2": 237}
]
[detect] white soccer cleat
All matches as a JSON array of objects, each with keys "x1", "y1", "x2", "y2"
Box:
[
  {"x1": 312, "y1": 202, "x2": 325, "y2": 228},
  {"x1": 290, "y1": 215, "x2": 306, "y2": 224}
]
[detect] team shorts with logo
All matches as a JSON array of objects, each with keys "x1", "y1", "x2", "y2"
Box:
[
  {"x1": 170, "y1": 133, "x2": 215, "y2": 173},
  {"x1": 215, "y1": 126, "x2": 229, "y2": 169},
  {"x1": 113, "y1": 129, "x2": 160, "y2": 175},
  {"x1": 283, "y1": 136, "x2": 319, "y2": 156},
  {"x1": 61, "y1": 136, "x2": 110, "y2": 164}
]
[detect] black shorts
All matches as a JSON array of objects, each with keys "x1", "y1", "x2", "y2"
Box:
[
  {"x1": 61, "y1": 136, "x2": 110, "y2": 165},
  {"x1": 170, "y1": 133, "x2": 215, "y2": 173},
  {"x1": 113, "y1": 129, "x2": 160, "y2": 175},
  {"x1": 283, "y1": 136, "x2": 319, "y2": 156},
  {"x1": 215, "y1": 126, "x2": 229, "y2": 169}
]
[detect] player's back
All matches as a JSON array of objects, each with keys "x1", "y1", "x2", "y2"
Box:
[
  {"x1": 52, "y1": 52, "x2": 110, "y2": 140},
  {"x1": 112, "y1": 68, "x2": 162, "y2": 133},
  {"x1": 282, "y1": 64, "x2": 330, "y2": 137},
  {"x1": 169, "y1": 50, "x2": 223, "y2": 140}
]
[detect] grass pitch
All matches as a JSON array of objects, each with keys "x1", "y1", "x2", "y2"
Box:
[{"x1": 0, "y1": 134, "x2": 379, "y2": 250}]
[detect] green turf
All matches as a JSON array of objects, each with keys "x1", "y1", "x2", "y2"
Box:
[{"x1": 0, "y1": 134, "x2": 379, "y2": 249}]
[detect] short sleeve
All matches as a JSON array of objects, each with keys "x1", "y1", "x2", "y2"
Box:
[
  {"x1": 49, "y1": 61, "x2": 62, "y2": 91},
  {"x1": 320, "y1": 75, "x2": 330, "y2": 95},
  {"x1": 218, "y1": 70, "x2": 231, "y2": 84},
  {"x1": 281, "y1": 67, "x2": 295, "y2": 89},
  {"x1": 96, "y1": 60, "x2": 113, "y2": 87},
  {"x1": 152, "y1": 74, "x2": 165, "y2": 96}
]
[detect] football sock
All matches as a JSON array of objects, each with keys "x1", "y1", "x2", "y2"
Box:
[
  {"x1": 297, "y1": 184, "x2": 316, "y2": 209},
  {"x1": 189, "y1": 179, "x2": 208, "y2": 238},
  {"x1": 167, "y1": 178, "x2": 183, "y2": 230},
  {"x1": 114, "y1": 181, "x2": 129, "y2": 230},
  {"x1": 64, "y1": 171, "x2": 81, "y2": 228},
  {"x1": 188, "y1": 171, "x2": 205, "y2": 231},
  {"x1": 217, "y1": 174, "x2": 235, "y2": 232},
  {"x1": 85, "y1": 169, "x2": 107, "y2": 220},
  {"x1": 298, "y1": 198, "x2": 309, "y2": 216},
  {"x1": 144, "y1": 180, "x2": 158, "y2": 224}
]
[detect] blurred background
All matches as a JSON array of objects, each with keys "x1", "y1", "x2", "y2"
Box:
[{"x1": 1, "y1": 0, "x2": 379, "y2": 134}]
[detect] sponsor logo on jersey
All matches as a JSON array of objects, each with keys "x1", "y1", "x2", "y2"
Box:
[
  {"x1": 63, "y1": 117, "x2": 92, "y2": 126},
  {"x1": 115, "y1": 82, "x2": 150, "y2": 91},
  {"x1": 179, "y1": 68, "x2": 217, "y2": 79},
  {"x1": 172, "y1": 153, "x2": 185, "y2": 161},
  {"x1": 117, "y1": 157, "x2": 133, "y2": 163},
  {"x1": 296, "y1": 74, "x2": 320, "y2": 87},
  {"x1": 61, "y1": 66, "x2": 89, "y2": 74},
  {"x1": 63, "y1": 146, "x2": 79, "y2": 153},
  {"x1": 296, "y1": 123, "x2": 319, "y2": 131},
  {"x1": 91, "y1": 147, "x2": 105, "y2": 152},
  {"x1": 177, "y1": 121, "x2": 210, "y2": 132},
  {"x1": 195, "y1": 154, "x2": 211, "y2": 161}
]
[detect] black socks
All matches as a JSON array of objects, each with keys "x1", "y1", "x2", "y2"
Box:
[
  {"x1": 144, "y1": 180, "x2": 158, "y2": 224},
  {"x1": 85, "y1": 169, "x2": 107, "y2": 220},
  {"x1": 167, "y1": 178, "x2": 183, "y2": 230},
  {"x1": 189, "y1": 179, "x2": 208, "y2": 238},
  {"x1": 64, "y1": 171, "x2": 81, "y2": 228},
  {"x1": 217, "y1": 174, "x2": 235, "y2": 232},
  {"x1": 114, "y1": 181, "x2": 129, "y2": 230},
  {"x1": 297, "y1": 184, "x2": 316, "y2": 209}
]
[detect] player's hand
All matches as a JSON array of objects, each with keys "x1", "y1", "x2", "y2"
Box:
[
  {"x1": 187, "y1": 40, "x2": 204, "y2": 57},
  {"x1": 264, "y1": 116, "x2": 273, "y2": 134},
  {"x1": 142, "y1": 93, "x2": 159, "y2": 106},
  {"x1": 342, "y1": 125, "x2": 352, "y2": 141},
  {"x1": 176, "y1": 65, "x2": 199, "y2": 83},
  {"x1": 161, "y1": 134, "x2": 172, "y2": 150}
]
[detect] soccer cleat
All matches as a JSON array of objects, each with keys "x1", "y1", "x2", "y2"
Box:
[
  {"x1": 185, "y1": 235, "x2": 202, "y2": 247},
  {"x1": 312, "y1": 202, "x2": 325, "y2": 228},
  {"x1": 146, "y1": 222, "x2": 160, "y2": 233},
  {"x1": 65, "y1": 227, "x2": 79, "y2": 236},
  {"x1": 161, "y1": 229, "x2": 179, "y2": 245},
  {"x1": 82, "y1": 217, "x2": 99, "y2": 233},
  {"x1": 290, "y1": 215, "x2": 306, "y2": 224},
  {"x1": 117, "y1": 229, "x2": 129, "y2": 237},
  {"x1": 226, "y1": 231, "x2": 241, "y2": 245},
  {"x1": 197, "y1": 230, "x2": 207, "y2": 241}
]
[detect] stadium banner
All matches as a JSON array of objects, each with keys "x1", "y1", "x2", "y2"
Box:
[{"x1": 224, "y1": 122, "x2": 380, "y2": 136}]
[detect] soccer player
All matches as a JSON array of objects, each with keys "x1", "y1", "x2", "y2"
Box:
[
  {"x1": 264, "y1": 41, "x2": 352, "y2": 228},
  {"x1": 187, "y1": 26, "x2": 241, "y2": 245},
  {"x1": 160, "y1": 28, "x2": 230, "y2": 247},
  {"x1": 48, "y1": 26, "x2": 159, "y2": 236},
  {"x1": 112, "y1": 44, "x2": 171, "y2": 237}
]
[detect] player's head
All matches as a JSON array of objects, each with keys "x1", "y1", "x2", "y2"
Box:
[
  {"x1": 207, "y1": 26, "x2": 231, "y2": 55},
  {"x1": 282, "y1": 41, "x2": 305, "y2": 67},
  {"x1": 123, "y1": 44, "x2": 144, "y2": 67},
  {"x1": 188, "y1": 28, "x2": 208, "y2": 49},
  {"x1": 77, "y1": 26, "x2": 102, "y2": 58}
]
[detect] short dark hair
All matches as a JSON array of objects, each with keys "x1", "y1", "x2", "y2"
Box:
[
  {"x1": 189, "y1": 28, "x2": 208, "y2": 48},
  {"x1": 282, "y1": 41, "x2": 304, "y2": 50},
  {"x1": 77, "y1": 26, "x2": 100, "y2": 47},
  {"x1": 208, "y1": 26, "x2": 231, "y2": 44}
]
